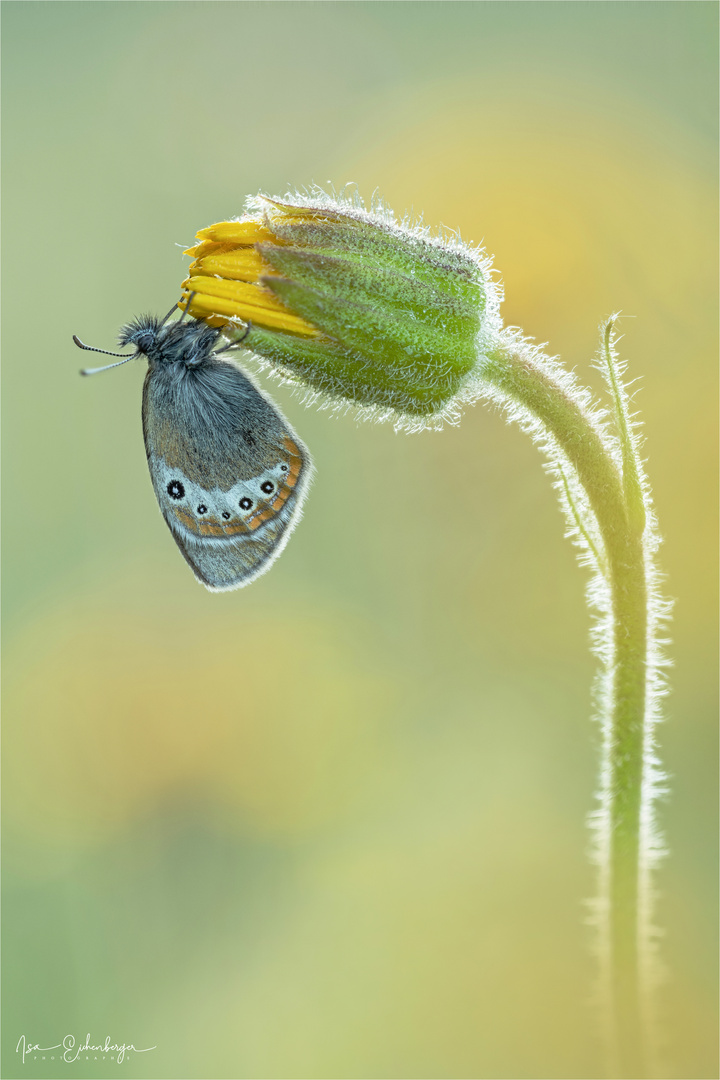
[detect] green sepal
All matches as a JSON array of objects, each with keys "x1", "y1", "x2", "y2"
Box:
[
  {"x1": 262, "y1": 276, "x2": 474, "y2": 396},
  {"x1": 246, "y1": 324, "x2": 464, "y2": 415},
  {"x1": 265, "y1": 216, "x2": 484, "y2": 305},
  {"x1": 258, "y1": 244, "x2": 480, "y2": 332}
]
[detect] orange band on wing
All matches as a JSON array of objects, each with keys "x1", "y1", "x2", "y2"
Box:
[
  {"x1": 282, "y1": 437, "x2": 304, "y2": 491},
  {"x1": 175, "y1": 508, "x2": 251, "y2": 538},
  {"x1": 245, "y1": 475, "x2": 303, "y2": 528},
  {"x1": 172, "y1": 444, "x2": 305, "y2": 538},
  {"x1": 201, "y1": 519, "x2": 251, "y2": 538}
]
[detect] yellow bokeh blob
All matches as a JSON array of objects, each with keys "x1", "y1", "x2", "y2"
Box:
[{"x1": 4, "y1": 600, "x2": 393, "y2": 852}]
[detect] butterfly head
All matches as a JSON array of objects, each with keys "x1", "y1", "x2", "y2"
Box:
[
  {"x1": 75, "y1": 300, "x2": 229, "y2": 376},
  {"x1": 118, "y1": 315, "x2": 219, "y2": 369},
  {"x1": 117, "y1": 314, "x2": 163, "y2": 357}
]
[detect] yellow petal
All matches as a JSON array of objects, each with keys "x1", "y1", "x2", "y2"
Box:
[
  {"x1": 195, "y1": 220, "x2": 278, "y2": 245},
  {"x1": 180, "y1": 281, "x2": 318, "y2": 336},
  {"x1": 182, "y1": 275, "x2": 284, "y2": 307},
  {"x1": 188, "y1": 249, "x2": 266, "y2": 282},
  {"x1": 183, "y1": 240, "x2": 238, "y2": 259}
]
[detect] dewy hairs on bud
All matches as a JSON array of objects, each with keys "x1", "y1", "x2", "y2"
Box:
[
  {"x1": 181, "y1": 185, "x2": 670, "y2": 1078},
  {"x1": 181, "y1": 186, "x2": 503, "y2": 431}
]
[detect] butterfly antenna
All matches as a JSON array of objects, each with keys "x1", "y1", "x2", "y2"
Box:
[
  {"x1": 160, "y1": 300, "x2": 181, "y2": 326},
  {"x1": 175, "y1": 291, "x2": 196, "y2": 325},
  {"x1": 73, "y1": 335, "x2": 136, "y2": 376}
]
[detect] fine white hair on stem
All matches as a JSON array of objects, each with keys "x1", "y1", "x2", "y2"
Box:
[
  {"x1": 475, "y1": 321, "x2": 670, "y2": 1075},
  {"x1": 595, "y1": 316, "x2": 672, "y2": 1070}
]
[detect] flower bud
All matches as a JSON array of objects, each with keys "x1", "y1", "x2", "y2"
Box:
[{"x1": 181, "y1": 190, "x2": 501, "y2": 425}]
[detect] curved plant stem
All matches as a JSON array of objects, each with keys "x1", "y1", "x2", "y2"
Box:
[{"x1": 480, "y1": 330, "x2": 661, "y2": 1078}]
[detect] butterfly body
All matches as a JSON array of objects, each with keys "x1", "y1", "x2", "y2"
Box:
[{"x1": 80, "y1": 313, "x2": 312, "y2": 591}]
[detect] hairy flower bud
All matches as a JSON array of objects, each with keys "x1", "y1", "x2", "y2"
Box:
[{"x1": 181, "y1": 189, "x2": 502, "y2": 426}]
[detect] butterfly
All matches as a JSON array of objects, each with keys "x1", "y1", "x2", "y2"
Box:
[{"x1": 74, "y1": 302, "x2": 312, "y2": 591}]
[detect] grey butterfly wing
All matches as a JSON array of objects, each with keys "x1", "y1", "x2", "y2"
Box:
[{"x1": 142, "y1": 357, "x2": 312, "y2": 591}]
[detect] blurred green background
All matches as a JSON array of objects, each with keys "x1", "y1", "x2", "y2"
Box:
[{"x1": 2, "y1": 3, "x2": 717, "y2": 1078}]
